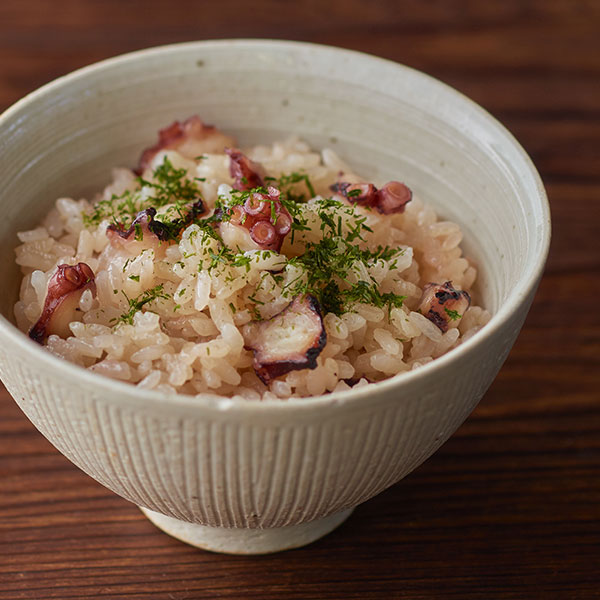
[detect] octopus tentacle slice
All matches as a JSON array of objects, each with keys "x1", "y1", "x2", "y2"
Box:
[
  {"x1": 135, "y1": 115, "x2": 236, "y2": 175},
  {"x1": 225, "y1": 148, "x2": 266, "y2": 191},
  {"x1": 242, "y1": 295, "x2": 327, "y2": 385},
  {"x1": 331, "y1": 180, "x2": 412, "y2": 214},
  {"x1": 106, "y1": 208, "x2": 166, "y2": 257},
  {"x1": 29, "y1": 263, "x2": 96, "y2": 344},
  {"x1": 418, "y1": 281, "x2": 471, "y2": 332},
  {"x1": 219, "y1": 159, "x2": 293, "y2": 252}
]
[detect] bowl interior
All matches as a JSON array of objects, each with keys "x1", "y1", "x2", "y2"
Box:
[{"x1": 0, "y1": 40, "x2": 548, "y2": 333}]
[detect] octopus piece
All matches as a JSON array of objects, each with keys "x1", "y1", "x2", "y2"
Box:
[
  {"x1": 107, "y1": 208, "x2": 168, "y2": 255},
  {"x1": 242, "y1": 295, "x2": 327, "y2": 385},
  {"x1": 135, "y1": 116, "x2": 236, "y2": 174},
  {"x1": 418, "y1": 281, "x2": 471, "y2": 332},
  {"x1": 29, "y1": 263, "x2": 96, "y2": 344},
  {"x1": 219, "y1": 186, "x2": 292, "y2": 252},
  {"x1": 226, "y1": 148, "x2": 266, "y2": 191},
  {"x1": 331, "y1": 180, "x2": 412, "y2": 214},
  {"x1": 106, "y1": 201, "x2": 206, "y2": 256}
]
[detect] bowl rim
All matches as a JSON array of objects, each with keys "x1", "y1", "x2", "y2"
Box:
[{"x1": 0, "y1": 38, "x2": 551, "y2": 414}]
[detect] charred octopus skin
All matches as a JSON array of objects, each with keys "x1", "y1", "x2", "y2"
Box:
[
  {"x1": 242, "y1": 295, "x2": 327, "y2": 385},
  {"x1": 106, "y1": 201, "x2": 206, "y2": 256},
  {"x1": 106, "y1": 208, "x2": 167, "y2": 256},
  {"x1": 220, "y1": 186, "x2": 292, "y2": 252},
  {"x1": 135, "y1": 116, "x2": 236, "y2": 174},
  {"x1": 29, "y1": 263, "x2": 96, "y2": 344},
  {"x1": 226, "y1": 148, "x2": 266, "y2": 191},
  {"x1": 418, "y1": 281, "x2": 471, "y2": 332},
  {"x1": 331, "y1": 180, "x2": 412, "y2": 214}
]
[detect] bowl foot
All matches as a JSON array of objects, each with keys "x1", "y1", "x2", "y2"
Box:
[{"x1": 139, "y1": 507, "x2": 354, "y2": 554}]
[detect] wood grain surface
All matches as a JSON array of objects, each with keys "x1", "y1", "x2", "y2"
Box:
[{"x1": 1, "y1": 1, "x2": 599, "y2": 598}]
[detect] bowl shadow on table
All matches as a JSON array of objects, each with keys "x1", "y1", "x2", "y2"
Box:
[
  {"x1": 127, "y1": 385, "x2": 575, "y2": 600},
  {"x1": 164, "y1": 364, "x2": 589, "y2": 600},
  {"x1": 239, "y1": 471, "x2": 544, "y2": 597}
]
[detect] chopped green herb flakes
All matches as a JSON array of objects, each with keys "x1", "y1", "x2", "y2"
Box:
[
  {"x1": 444, "y1": 307, "x2": 462, "y2": 320},
  {"x1": 89, "y1": 159, "x2": 406, "y2": 327},
  {"x1": 83, "y1": 157, "x2": 203, "y2": 238},
  {"x1": 113, "y1": 284, "x2": 170, "y2": 325},
  {"x1": 280, "y1": 198, "x2": 406, "y2": 315}
]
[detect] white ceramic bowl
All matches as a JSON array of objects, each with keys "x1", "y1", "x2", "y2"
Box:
[{"x1": 0, "y1": 40, "x2": 550, "y2": 554}]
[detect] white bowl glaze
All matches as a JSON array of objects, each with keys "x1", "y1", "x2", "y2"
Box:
[{"x1": 0, "y1": 40, "x2": 550, "y2": 553}]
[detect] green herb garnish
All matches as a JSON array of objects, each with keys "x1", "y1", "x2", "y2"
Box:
[
  {"x1": 83, "y1": 157, "x2": 203, "y2": 239},
  {"x1": 267, "y1": 171, "x2": 316, "y2": 200},
  {"x1": 281, "y1": 197, "x2": 406, "y2": 315},
  {"x1": 444, "y1": 307, "x2": 462, "y2": 320},
  {"x1": 113, "y1": 284, "x2": 170, "y2": 325}
]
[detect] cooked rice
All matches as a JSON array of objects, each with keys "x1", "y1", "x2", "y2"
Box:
[{"x1": 14, "y1": 135, "x2": 490, "y2": 400}]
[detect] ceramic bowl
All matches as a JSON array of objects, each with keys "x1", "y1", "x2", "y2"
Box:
[{"x1": 0, "y1": 40, "x2": 550, "y2": 554}]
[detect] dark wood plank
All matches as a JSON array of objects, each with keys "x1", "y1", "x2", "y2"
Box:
[{"x1": 0, "y1": 0, "x2": 599, "y2": 598}]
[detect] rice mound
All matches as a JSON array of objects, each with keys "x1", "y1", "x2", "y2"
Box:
[{"x1": 14, "y1": 135, "x2": 490, "y2": 400}]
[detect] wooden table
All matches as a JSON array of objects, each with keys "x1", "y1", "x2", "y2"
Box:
[{"x1": 1, "y1": 2, "x2": 598, "y2": 598}]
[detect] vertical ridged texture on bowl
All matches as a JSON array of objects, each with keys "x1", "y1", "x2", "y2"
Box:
[
  {"x1": 0, "y1": 41, "x2": 549, "y2": 528},
  {"x1": 0, "y1": 305, "x2": 528, "y2": 528}
]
